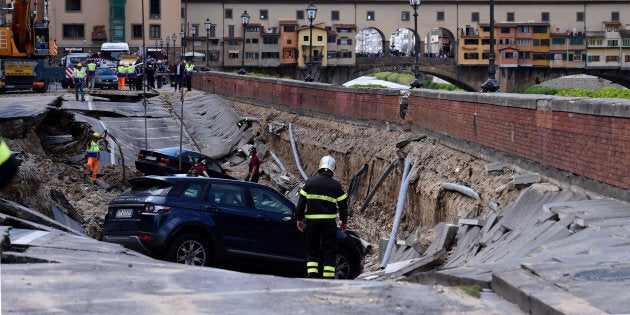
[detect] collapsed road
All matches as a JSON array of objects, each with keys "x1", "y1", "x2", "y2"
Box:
[{"x1": 1, "y1": 87, "x2": 629, "y2": 314}]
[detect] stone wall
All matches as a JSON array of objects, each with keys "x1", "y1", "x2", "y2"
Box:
[{"x1": 193, "y1": 72, "x2": 630, "y2": 198}]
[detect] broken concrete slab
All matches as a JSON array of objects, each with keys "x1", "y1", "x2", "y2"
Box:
[
  {"x1": 395, "y1": 134, "x2": 426, "y2": 148},
  {"x1": 493, "y1": 268, "x2": 607, "y2": 315},
  {"x1": 458, "y1": 218, "x2": 485, "y2": 226},
  {"x1": 512, "y1": 173, "x2": 541, "y2": 185},
  {"x1": 424, "y1": 223, "x2": 458, "y2": 257},
  {"x1": 382, "y1": 249, "x2": 446, "y2": 278},
  {"x1": 484, "y1": 162, "x2": 503, "y2": 173}
]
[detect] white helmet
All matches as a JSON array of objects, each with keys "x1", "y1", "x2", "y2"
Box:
[{"x1": 318, "y1": 155, "x2": 336, "y2": 173}]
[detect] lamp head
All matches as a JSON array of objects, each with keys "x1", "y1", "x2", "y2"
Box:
[
  {"x1": 241, "y1": 10, "x2": 250, "y2": 25},
  {"x1": 205, "y1": 18, "x2": 212, "y2": 31},
  {"x1": 306, "y1": 2, "x2": 317, "y2": 21}
]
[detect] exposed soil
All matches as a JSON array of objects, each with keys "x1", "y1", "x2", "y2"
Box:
[{"x1": 0, "y1": 90, "x2": 534, "y2": 274}]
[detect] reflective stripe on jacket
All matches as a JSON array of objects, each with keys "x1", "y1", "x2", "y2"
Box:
[
  {"x1": 185, "y1": 64, "x2": 194, "y2": 76},
  {"x1": 295, "y1": 172, "x2": 348, "y2": 224},
  {"x1": 127, "y1": 66, "x2": 137, "y2": 78},
  {"x1": 73, "y1": 69, "x2": 86, "y2": 83},
  {"x1": 86, "y1": 140, "x2": 100, "y2": 159},
  {"x1": 87, "y1": 62, "x2": 97, "y2": 75},
  {"x1": 0, "y1": 140, "x2": 11, "y2": 165},
  {"x1": 117, "y1": 66, "x2": 127, "y2": 77}
]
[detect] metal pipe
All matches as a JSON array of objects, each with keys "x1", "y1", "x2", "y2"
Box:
[
  {"x1": 288, "y1": 123, "x2": 308, "y2": 180},
  {"x1": 358, "y1": 158, "x2": 399, "y2": 213},
  {"x1": 269, "y1": 150, "x2": 287, "y2": 175},
  {"x1": 442, "y1": 182, "x2": 480, "y2": 200},
  {"x1": 380, "y1": 155, "x2": 413, "y2": 268}
]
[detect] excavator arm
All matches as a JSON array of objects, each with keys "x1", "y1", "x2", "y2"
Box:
[{"x1": 11, "y1": 0, "x2": 34, "y2": 55}]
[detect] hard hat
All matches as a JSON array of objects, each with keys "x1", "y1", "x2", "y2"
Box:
[
  {"x1": 318, "y1": 155, "x2": 336, "y2": 173},
  {"x1": 76, "y1": 63, "x2": 82, "y2": 67},
  {"x1": 92, "y1": 132, "x2": 100, "y2": 138},
  {"x1": 200, "y1": 159, "x2": 207, "y2": 165}
]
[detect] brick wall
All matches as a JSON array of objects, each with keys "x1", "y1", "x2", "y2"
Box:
[{"x1": 193, "y1": 73, "x2": 630, "y2": 192}]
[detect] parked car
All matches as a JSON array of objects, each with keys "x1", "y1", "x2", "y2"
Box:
[
  {"x1": 103, "y1": 176, "x2": 367, "y2": 279},
  {"x1": 94, "y1": 67, "x2": 118, "y2": 89},
  {"x1": 135, "y1": 147, "x2": 233, "y2": 179}
]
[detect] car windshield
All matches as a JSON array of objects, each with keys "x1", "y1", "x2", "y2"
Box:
[
  {"x1": 129, "y1": 178, "x2": 173, "y2": 195},
  {"x1": 97, "y1": 68, "x2": 115, "y2": 75}
]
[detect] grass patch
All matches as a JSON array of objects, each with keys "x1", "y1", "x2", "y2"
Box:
[
  {"x1": 374, "y1": 71, "x2": 463, "y2": 91},
  {"x1": 458, "y1": 285, "x2": 482, "y2": 298},
  {"x1": 523, "y1": 86, "x2": 630, "y2": 99}
]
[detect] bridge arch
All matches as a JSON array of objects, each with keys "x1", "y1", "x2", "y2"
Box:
[{"x1": 355, "y1": 27, "x2": 386, "y2": 56}]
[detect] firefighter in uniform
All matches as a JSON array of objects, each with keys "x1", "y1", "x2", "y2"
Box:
[
  {"x1": 0, "y1": 138, "x2": 19, "y2": 191},
  {"x1": 296, "y1": 156, "x2": 348, "y2": 279},
  {"x1": 117, "y1": 62, "x2": 127, "y2": 90}
]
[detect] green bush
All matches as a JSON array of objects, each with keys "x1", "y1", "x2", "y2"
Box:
[{"x1": 522, "y1": 86, "x2": 566, "y2": 95}]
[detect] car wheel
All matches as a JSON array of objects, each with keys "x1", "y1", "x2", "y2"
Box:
[
  {"x1": 336, "y1": 246, "x2": 359, "y2": 279},
  {"x1": 166, "y1": 233, "x2": 210, "y2": 266}
]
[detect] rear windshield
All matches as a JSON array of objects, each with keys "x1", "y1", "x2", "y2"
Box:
[
  {"x1": 129, "y1": 178, "x2": 173, "y2": 195},
  {"x1": 157, "y1": 148, "x2": 181, "y2": 155},
  {"x1": 97, "y1": 68, "x2": 114, "y2": 75}
]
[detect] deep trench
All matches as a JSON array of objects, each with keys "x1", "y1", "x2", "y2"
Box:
[{"x1": 1, "y1": 95, "x2": 525, "y2": 272}]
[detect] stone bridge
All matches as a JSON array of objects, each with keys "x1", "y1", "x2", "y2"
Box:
[{"x1": 318, "y1": 57, "x2": 630, "y2": 93}]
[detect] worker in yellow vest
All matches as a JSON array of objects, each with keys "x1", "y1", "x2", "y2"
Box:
[
  {"x1": 117, "y1": 62, "x2": 127, "y2": 90},
  {"x1": 86, "y1": 60, "x2": 97, "y2": 92},
  {"x1": 185, "y1": 61, "x2": 194, "y2": 91},
  {"x1": 0, "y1": 138, "x2": 18, "y2": 190},
  {"x1": 126, "y1": 63, "x2": 137, "y2": 90},
  {"x1": 73, "y1": 63, "x2": 86, "y2": 102},
  {"x1": 84, "y1": 131, "x2": 107, "y2": 182}
]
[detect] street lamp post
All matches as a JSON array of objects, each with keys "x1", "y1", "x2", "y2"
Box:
[
  {"x1": 205, "y1": 18, "x2": 212, "y2": 68},
  {"x1": 180, "y1": 30, "x2": 185, "y2": 61},
  {"x1": 160, "y1": 38, "x2": 164, "y2": 60},
  {"x1": 481, "y1": 0, "x2": 500, "y2": 92},
  {"x1": 304, "y1": 2, "x2": 317, "y2": 82},
  {"x1": 172, "y1": 33, "x2": 177, "y2": 60},
  {"x1": 239, "y1": 10, "x2": 250, "y2": 75},
  {"x1": 166, "y1": 36, "x2": 170, "y2": 61},
  {"x1": 409, "y1": 0, "x2": 422, "y2": 89},
  {"x1": 190, "y1": 26, "x2": 196, "y2": 64}
]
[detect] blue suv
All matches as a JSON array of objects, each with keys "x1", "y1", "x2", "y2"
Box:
[{"x1": 103, "y1": 176, "x2": 367, "y2": 279}]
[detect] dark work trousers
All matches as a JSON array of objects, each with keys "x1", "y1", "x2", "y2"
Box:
[
  {"x1": 185, "y1": 75, "x2": 192, "y2": 91},
  {"x1": 174, "y1": 75, "x2": 183, "y2": 91},
  {"x1": 305, "y1": 218, "x2": 337, "y2": 278}
]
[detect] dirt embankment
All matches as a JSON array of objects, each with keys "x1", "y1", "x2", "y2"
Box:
[
  {"x1": 1, "y1": 93, "x2": 528, "y2": 273},
  {"x1": 227, "y1": 99, "x2": 526, "y2": 270}
]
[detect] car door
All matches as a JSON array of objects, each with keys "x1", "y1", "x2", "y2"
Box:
[
  {"x1": 201, "y1": 182, "x2": 259, "y2": 255},
  {"x1": 246, "y1": 185, "x2": 305, "y2": 264}
]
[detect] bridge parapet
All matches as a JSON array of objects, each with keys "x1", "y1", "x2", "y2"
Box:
[{"x1": 194, "y1": 72, "x2": 630, "y2": 201}]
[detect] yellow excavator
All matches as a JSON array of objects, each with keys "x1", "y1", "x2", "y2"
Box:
[{"x1": 0, "y1": 0, "x2": 62, "y2": 92}]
